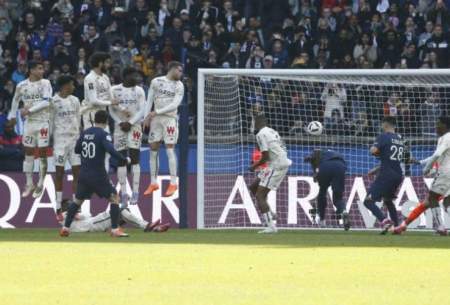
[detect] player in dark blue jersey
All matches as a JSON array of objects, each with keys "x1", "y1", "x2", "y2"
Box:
[
  {"x1": 304, "y1": 149, "x2": 350, "y2": 230},
  {"x1": 60, "y1": 110, "x2": 130, "y2": 237},
  {"x1": 364, "y1": 116, "x2": 404, "y2": 234}
]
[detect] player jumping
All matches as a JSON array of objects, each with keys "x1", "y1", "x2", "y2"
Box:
[
  {"x1": 304, "y1": 149, "x2": 350, "y2": 230},
  {"x1": 110, "y1": 67, "x2": 145, "y2": 207},
  {"x1": 250, "y1": 114, "x2": 292, "y2": 233},
  {"x1": 393, "y1": 116, "x2": 450, "y2": 235},
  {"x1": 143, "y1": 61, "x2": 184, "y2": 197},
  {"x1": 8, "y1": 61, "x2": 53, "y2": 198},
  {"x1": 363, "y1": 116, "x2": 404, "y2": 234},
  {"x1": 60, "y1": 110, "x2": 130, "y2": 238},
  {"x1": 51, "y1": 76, "x2": 81, "y2": 221}
]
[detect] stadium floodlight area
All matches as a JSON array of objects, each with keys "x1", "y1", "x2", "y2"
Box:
[{"x1": 197, "y1": 69, "x2": 450, "y2": 230}]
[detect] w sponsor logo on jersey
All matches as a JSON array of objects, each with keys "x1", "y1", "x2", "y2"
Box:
[
  {"x1": 132, "y1": 130, "x2": 141, "y2": 140},
  {"x1": 40, "y1": 128, "x2": 48, "y2": 137},
  {"x1": 166, "y1": 126, "x2": 176, "y2": 135}
]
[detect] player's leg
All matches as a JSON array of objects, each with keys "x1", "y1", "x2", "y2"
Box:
[
  {"x1": 69, "y1": 142, "x2": 81, "y2": 201},
  {"x1": 316, "y1": 181, "x2": 329, "y2": 226},
  {"x1": 363, "y1": 176, "x2": 390, "y2": 231},
  {"x1": 108, "y1": 193, "x2": 129, "y2": 237},
  {"x1": 163, "y1": 117, "x2": 179, "y2": 196},
  {"x1": 383, "y1": 199, "x2": 399, "y2": 226},
  {"x1": 33, "y1": 122, "x2": 50, "y2": 198},
  {"x1": 144, "y1": 117, "x2": 163, "y2": 195},
  {"x1": 22, "y1": 121, "x2": 37, "y2": 197},
  {"x1": 54, "y1": 165, "x2": 65, "y2": 219},
  {"x1": 129, "y1": 148, "x2": 141, "y2": 204},
  {"x1": 71, "y1": 165, "x2": 80, "y2": 200},
  {"x1": 330, "y1": 165, "x2": 349, "y2": 230},
  {"x1": 116, "y1": 150, "x2": 129, "y2": 208},
  {"x1": 249, "y1": 178, "x2": 260, "y2": 197},
  {"x1": 255, "y1": 185, "x2": 276, "y2": 232}
]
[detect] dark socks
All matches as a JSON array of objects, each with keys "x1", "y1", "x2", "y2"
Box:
[
  {"x1": 64, "y1": 202, "x2": 79, "y2": 228},
  {"x1": 110, "y1": 204, "x2": 120, "y2": 229}
]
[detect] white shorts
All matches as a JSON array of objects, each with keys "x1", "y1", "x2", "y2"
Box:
[
  {"x1": 53, "y1": 135, "x2": 81, "y2": 167},
  {"x1": 23, "y1": 120, "x2": 50, "y2": 148},
  {"x1": 82, "y1": 109, "x2": 110, "y2": 132},
  {"x1": 114, "y1": 124, "x2": 142, "y2": 151},
  {"x1": 149, "y1": 115, "x2": 178, "y2": 144},
  {"x1": 430, "y1": 171, "x2": 450, "y2": 196},
  {"x1": 259, "y1": 167, "x2": 289, "y2": 191}
]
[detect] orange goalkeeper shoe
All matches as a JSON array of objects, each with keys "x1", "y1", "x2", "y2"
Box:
[
  {"x1": 59, "y1": 227, "x2": 70, "y2": 237},
  {"x1": 111, "y1": 227, "x2": 129, "y2": 237},
  {"x1": 143, "y1": 183, "x2": 159, "y2": 196},
  {"x1": 165, "y1": 184, "x2": 178, "y2": 197}
]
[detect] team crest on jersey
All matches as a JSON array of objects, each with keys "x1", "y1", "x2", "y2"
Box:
[
  {"x1": 132, "y1": 131, "x2": 141, "y2": 140},
  {"x1": 166, "y1": 126, "x2": 175, "y2": 135}
]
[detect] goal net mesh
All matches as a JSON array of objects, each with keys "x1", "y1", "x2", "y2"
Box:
[{"x1": 200, "y1": 71, "x2": 450, "y2": 229}]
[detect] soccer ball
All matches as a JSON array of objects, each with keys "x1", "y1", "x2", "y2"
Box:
[{"x1": 307, "y1": 121, "x2": 323, "y2": 136}]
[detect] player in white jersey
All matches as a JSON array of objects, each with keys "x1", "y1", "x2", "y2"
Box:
[
  {"x1": 8, "y1": 61, "x2": 53, "y2": 198},
  {"x1": 51, "y1": 76, "x2": 81, "y2": 221},
  {"x1": 250, "y1": 114, "x2": 292, "y2": 233},
  {"x1": 110, "y1": 67, "x2": 145, "y2": 207},
  {"x1": 82, "y1": 52, "x2": 117, "y2": 129},
  {"x1": 59, "y1": 200, "x2": 170, "y2": 233},
  {"x1": 143, "y1": 61, "x2": 184, "y2": 197},
  {"x1": 394, "y1": 116, "x2": 450, "y2": 235}
]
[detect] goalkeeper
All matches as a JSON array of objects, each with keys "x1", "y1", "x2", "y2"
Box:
[{"x1": 304, "y1": 149, "x2": 350, "y2": 230}]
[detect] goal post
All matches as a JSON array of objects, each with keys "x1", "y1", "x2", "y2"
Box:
[{"x1": 197, "y1": 69, "x2": 450, "y2": 230}]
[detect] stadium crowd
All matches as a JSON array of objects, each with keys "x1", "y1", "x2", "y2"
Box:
[{"x1": 1, "y1": 0, "x2": 450, "y2": 164}]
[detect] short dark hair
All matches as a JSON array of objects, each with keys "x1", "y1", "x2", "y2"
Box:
[
  {"x1": 28, "y1": 60, "x2": 43, "y2": 70},
  {"x1": 56, "y1": 75, "x2": 75, "y2": 88},
  {"x1": 438, "y1": 116, "x2": 450, "y2": 129},
  {"x1": 89, "y1": 52, "x2": 111, "y2": 68},
  {"x1": 122, "y1": 66, "x2": 138, "y2": 79},
  {"x1": 94, "y1": 110, "x2": 109, "y2": 124},
  {"x1": 382, "y1": 116, "x2": 396, "y2": 126},
  {"x1": 167, "y1": 61, "x2": 183, "y2": 71}
]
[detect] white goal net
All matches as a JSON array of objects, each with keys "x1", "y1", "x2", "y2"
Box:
[{"x1": 197, "y1": 69, "x2": 450, "y2": 229}]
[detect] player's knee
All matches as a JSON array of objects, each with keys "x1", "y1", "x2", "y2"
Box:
[{"x1": 129, "y1": 150, "x2": 140, "y2": 164}]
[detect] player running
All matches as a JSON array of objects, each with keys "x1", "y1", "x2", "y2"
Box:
[
  {"x1": 60, "y1": 110, "x2": 130, "y2": 238},
  {"x1": 393, "y1": 116, "x2": 450, "y2": 235},
  {"x1": 143, "y1": 61, "x2": 184, "y2": 197},
  {"x1": 110, "y1": 67, "x2": 145, "y2": 207},
  {"x1": 304, "y1": 149, "x2": 350, "y2": 230},
  {"x1": 363, "y1": 116, "x2": 404, "y2": 234},
  {"x1": 51, "y1": 75, "x2": 81, "y2": 221},
  {"x1": 8, "y1": 61, "x2": 52, "y2": 198},
  {"x1": 59, "y1": 200, "x2": 170, "y2": 233},
  {"x1": 249, "y1": 114, "x2": 292, "y2": 233}
]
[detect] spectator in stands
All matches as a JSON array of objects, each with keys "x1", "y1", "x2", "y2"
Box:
[
  {"x1": 0, "y1": 79, "x2": 13, "y2": 113},
  {"x1": 419, "y1": 89, "x2": 442, "y2": 135},
  {"x1": 245, "y1": 45, "x2": 264, "y2": 69},
  {"x1": 11, "y1": 61, "x2": 27, "y2": 84},
  {"x1": 0, "y1": 119, "x2": 23, "y2": 171},
  {"x1": 82, "y1": 24, "x2": 109, "y2": 57},
  {"x1": 424, "y1": 24, "x2": 449, "y2": 67},
  {"x1": 401, "y1": 43, "x2": 421, "y2": 68},
  {"x1": 353, "y1": 32, "x2": 378, "y2": 65},
  {"x1": 321, "y1": 83, "x2": 347, "y2": 130}
]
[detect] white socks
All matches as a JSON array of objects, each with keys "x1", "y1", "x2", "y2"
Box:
[
  {"x1": 131, "y1": 164, "x2": 140, "y2": 193},
  {"x1": 23, "y1": 155, "x2": 34, "y2": 186},
  {"x1": 431, "y1": 207, "x2": 442, "y2": 228},
  {"x1": 150, "y1": 150, "x2": 158, "y2": 184},
  {"x1": 120, "y1": 208, "x2": 147, "y2": 229},
  {"x1": 56, "y1": 191, "x2": 63, "y2": 210},
  {"x1": 37, "y1": 157, "x2": 47, "y2": 187},
  {"x1": 117, "y1": 166, "x2": 127, "y2": 194},
  {"x1": 166, "y1": 148, "x2": 177, "y2": 184},
  {"x1": 262, "y1": 212, "x2": 275, "y2": 229}
]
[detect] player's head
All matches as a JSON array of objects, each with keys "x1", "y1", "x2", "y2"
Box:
[
  {"x1": 28, "y1": 61, "x2": 44, "y2": 79},
  {"x1": 89, "y1": 52, "x2": 111, "y2": 73},
  {"x1": 57, "y1": 75, "x2": 75, "y2": 95},
  {"x1": 167, "y1": 61, "x2": 183, "y2": 81},
  {"x1": 122, "y1": 66, "x2": 139, "y2": 87},
  {"x1": 381, "y1": 116, "x2": 396, "y2": 132},
  {"x1": 94, "y1": 110, "x2": 109, "y2": 126},
  {"x1": 254, "y1": 114, "x2": 268, "y2": 132},
  {"x1": 437, "y1": 116, "x2": 450, "y2": 136}
]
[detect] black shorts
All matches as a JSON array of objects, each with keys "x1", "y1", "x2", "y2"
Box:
[{"x1": 75, "y1": 175, "x2": 116, "y2": 200}]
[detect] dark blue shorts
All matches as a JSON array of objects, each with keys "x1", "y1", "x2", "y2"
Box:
[
  {"x1": 317, "y1": 160, "x2": 346, "y2": 195},
  {"x1": 368, "y1": 173, "x2": 403, "y2": 201},
  {"x1": 75, "y1": 174, "x2": 116, "y2": 200}
]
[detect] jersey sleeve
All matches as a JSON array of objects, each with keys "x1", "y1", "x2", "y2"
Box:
[
  {"x1": 84, "y1": 76, "x2": 112, "y2": 106},
  {"x1": 424, "y1": 136, "x2": 450, "y2": 173},
  {"x1": 154, "y1": 81, "x2": 184, "y2": 115},
  {"x1": 373, "y1": 134, "x2": 385, "y2": 150},
  {"x1": 144, "y1": 79, "x2": 155, "y2": 117},
  {"x1": 8, "y1": 83, "x2": 22, "y2": 119},
  {"x1": 29, "y1": 82, "x2": 52, "y2": 112},
  {"x1": 129, "y1": 86, "x2": 146, "y2": 125}
]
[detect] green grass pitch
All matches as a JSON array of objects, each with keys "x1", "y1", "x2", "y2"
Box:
[{"x1": 1, "y1": 229, "x2": 449, "y2": 305}]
